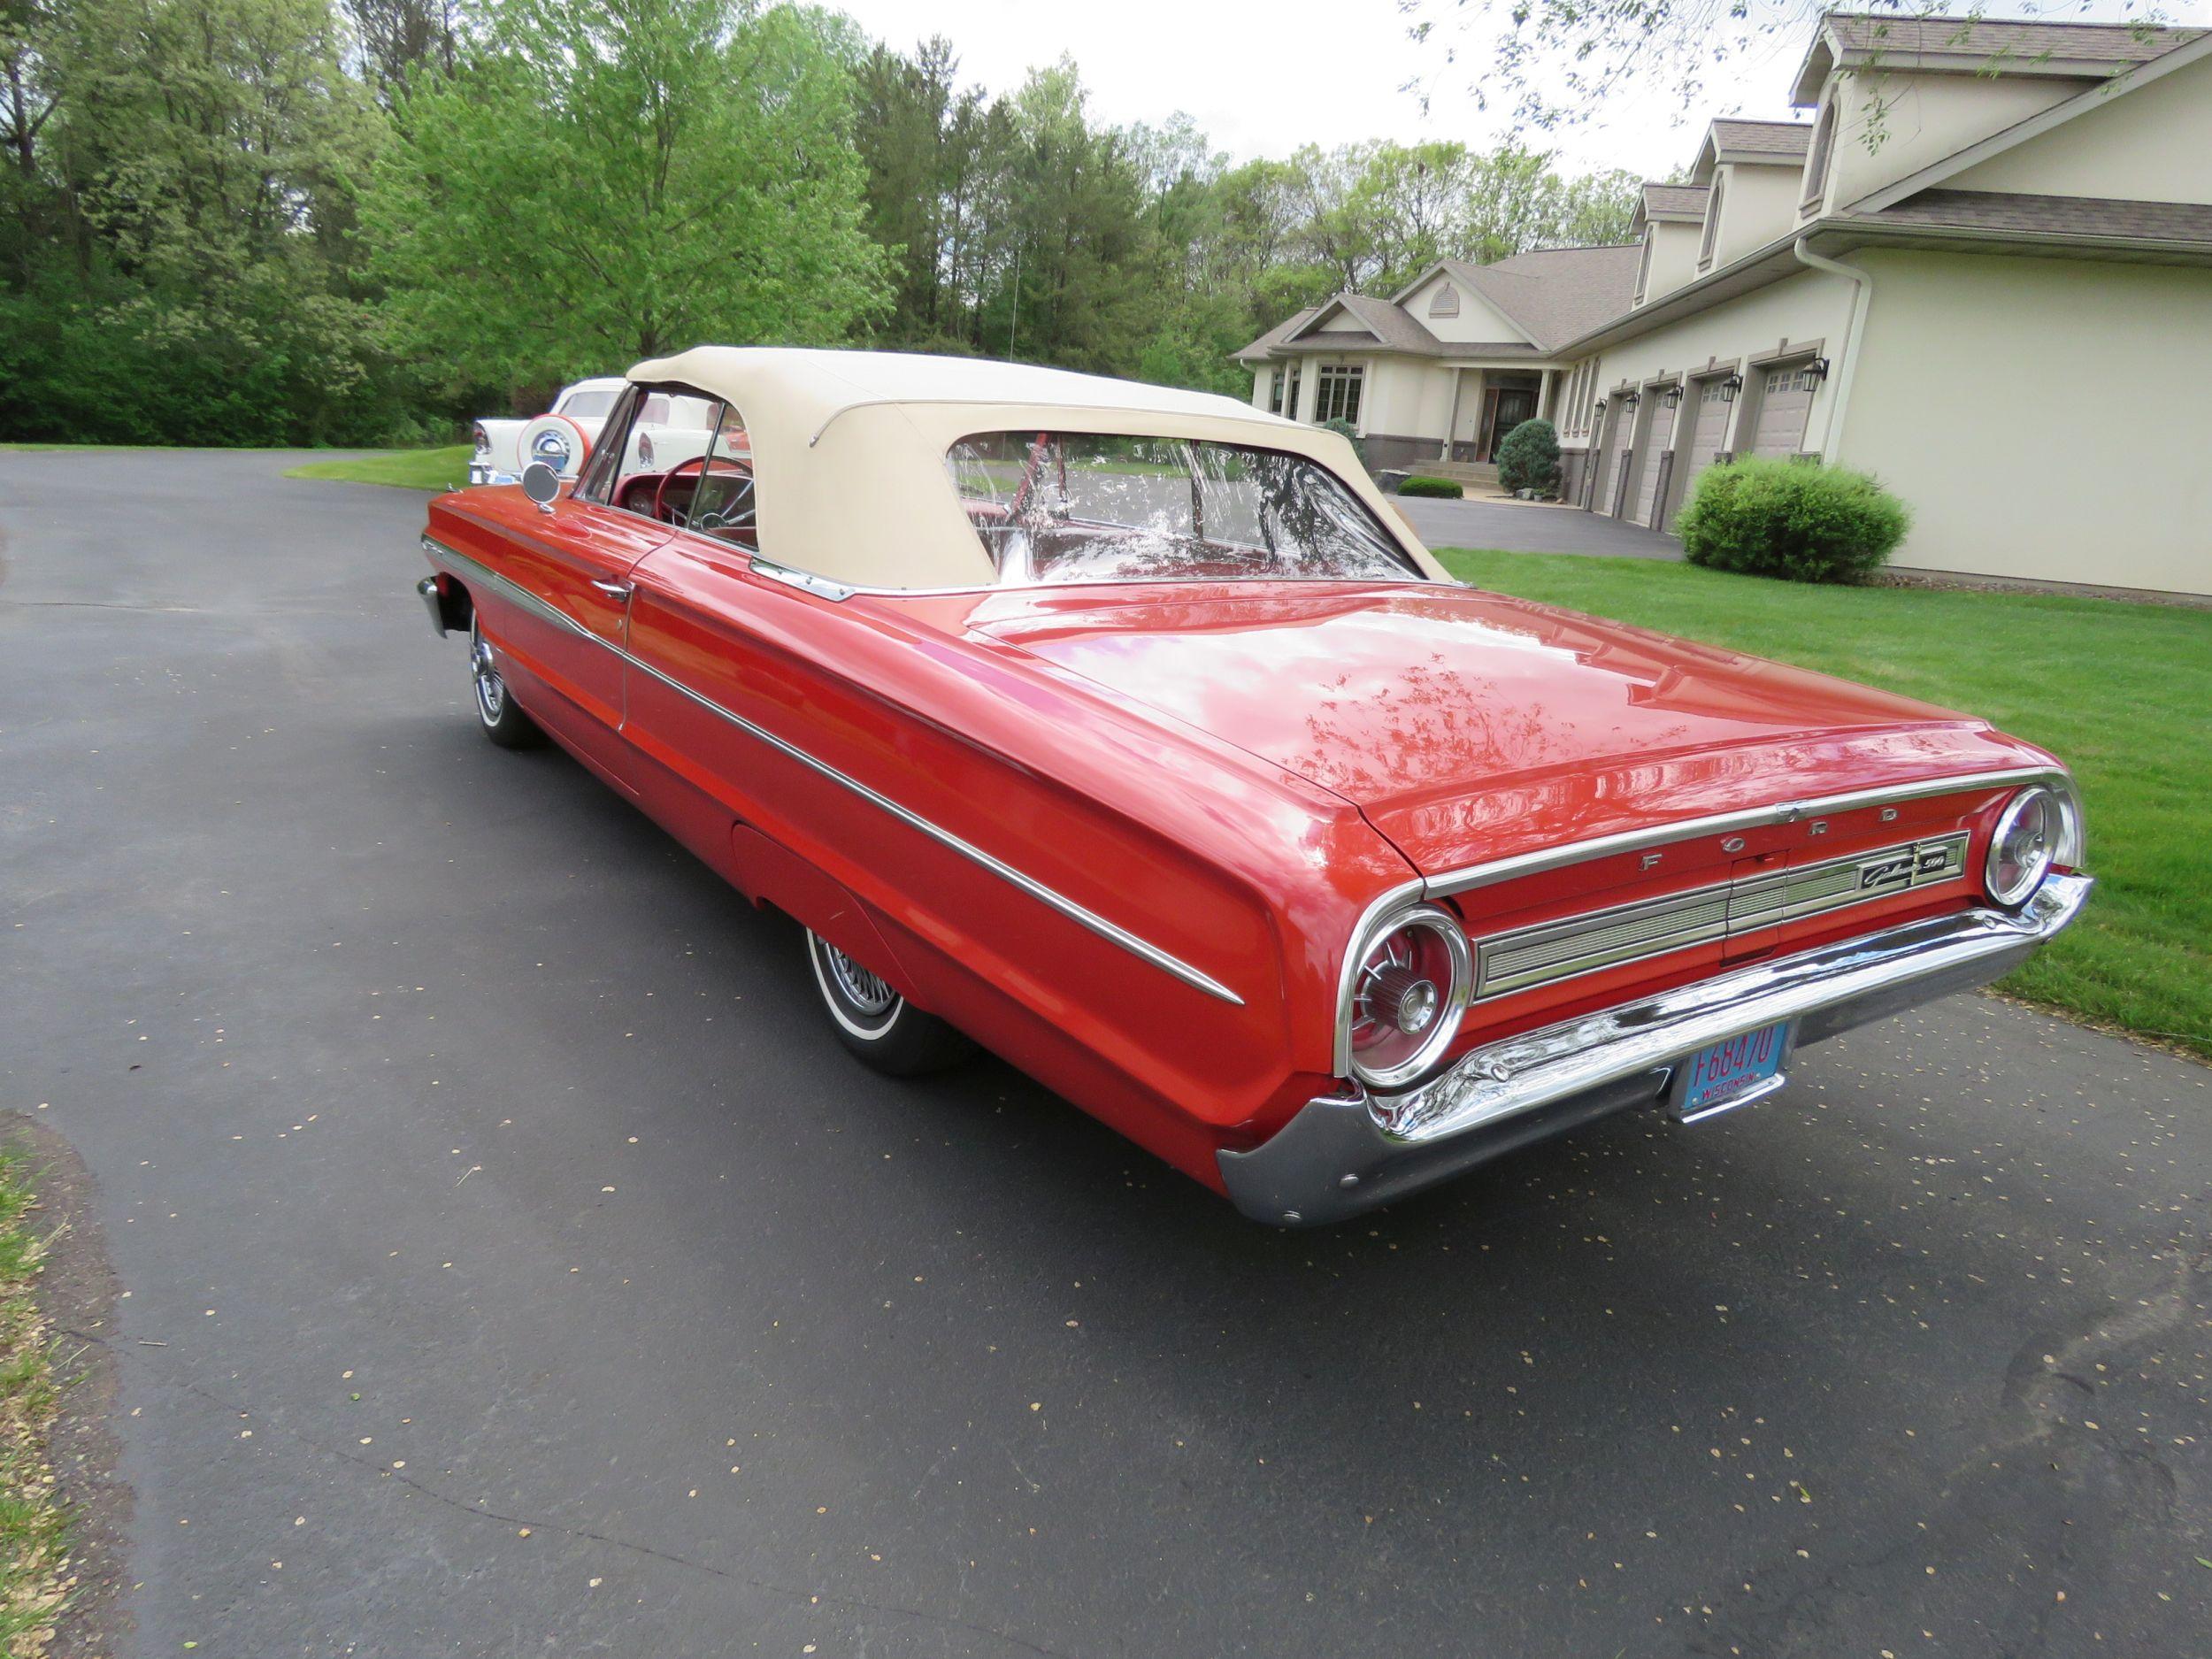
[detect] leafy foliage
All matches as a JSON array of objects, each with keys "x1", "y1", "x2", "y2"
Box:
[
  {"x1": 1319, "y1": 416, "x2": 1364, "y2": 466},
  {"x1": 1397, "y1": 475, "x2": 1464, "y2": 498},
  {"x1": 1, "y1": 2, "x2": 1647, "y2": 443},
  {"x1": 1676, "y1": 457, "x2": 1911, "y2": 583},
  {"x1": 367, "y1": 0, "x2": 892, "y2": 394},
  {"x1": 1494, "y1": 416, "x2": 1560, "y2": 494}
]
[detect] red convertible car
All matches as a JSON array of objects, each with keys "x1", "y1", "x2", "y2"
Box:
[{"x1": 416, "y1": 349, "x2": 2088, "y2": 1225}]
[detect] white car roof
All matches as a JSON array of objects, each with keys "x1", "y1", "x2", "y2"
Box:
[{"x1": 622, "y1": 346, "x2": 1443, "y2": 592}]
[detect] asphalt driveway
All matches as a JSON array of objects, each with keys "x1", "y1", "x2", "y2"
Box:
[
  {"x1": 1395, "y1": 491, "x2": 1685, "y2": 558},
  {"x1": 3, "y1": 449, "x2": 2208, "y2": 1659}
]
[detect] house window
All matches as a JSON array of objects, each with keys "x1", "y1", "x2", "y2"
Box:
[
  {"x1": 1698, "y1": 175, "x2": 1725, "y2": 267},
  {"x1": 1429, "y1": 283, "x2": 1460, "y2": 318},
  {"x1": 1632, "y1": 231, "x2": 1654, "y2": 304},
  {"x1": 1267, "y1": 367, "x2": 1286, "y2": 415},
  {"x1": 1802, "y1": 101, "x2": 1838, "y2": 209},
  {"x1": 1314, "y1": 364, "x2": 1363, "y2": 426},
  {"x1": 1285, "y1": 364, "x2": 1302, "y2": 419}
]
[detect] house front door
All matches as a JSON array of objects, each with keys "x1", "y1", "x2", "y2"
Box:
[{"x1": 1479, "y1": 388, "x2": 1539, "y2": 461}]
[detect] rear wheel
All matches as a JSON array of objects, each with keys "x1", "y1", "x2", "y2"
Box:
[
  {"x1": 471, "y1": 614, "x2": 542, "y2": 749},
  {"x1": 804, "y1": 928, "x2": 972, "y2": 1077}
]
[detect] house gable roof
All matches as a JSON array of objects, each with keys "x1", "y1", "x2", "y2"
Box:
[
  {"x1": 1637, "y1": 182, "x2": 1710, "y2": 225},
  {"x1": 1847, "y1": 27, "x2": 2212, "y2": 213},
  {"x1": 1391, "y1": 243, "x2": 1642, "y2": 352},
  {"x1": 1705, "y1": 119, "x2": 1815, "y2": 165},
  {"x1": 1793, "y1": 10, "x2": 2203, "y2": 104}
]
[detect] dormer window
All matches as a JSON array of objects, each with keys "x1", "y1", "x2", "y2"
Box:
[
  {"x1": 1801, "y1": 100, "x2": 1838, "y2": 211},
  {"x1": 1428, "y1": 283, "x2": 1460, "y2": 318},
  {"x1": 1697, "y1": 174, "x2": 1725, "y2": 268},
  {"x1": 1632, "y1": 230, "x2": 1655, "y2": 305}
]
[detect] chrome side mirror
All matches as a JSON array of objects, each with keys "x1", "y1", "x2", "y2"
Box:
[{"x1": 520, "y1": 461, "x2": 563, "y2": 513}]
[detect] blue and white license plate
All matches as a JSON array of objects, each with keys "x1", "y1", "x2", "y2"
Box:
[{"x1": 1675, "y1": 1020, "x2": 1792, "y2": 1122}]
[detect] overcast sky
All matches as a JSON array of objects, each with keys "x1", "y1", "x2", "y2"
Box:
[{"x1": 828, "y1": 0, "x2": 2212, "y2": 180}]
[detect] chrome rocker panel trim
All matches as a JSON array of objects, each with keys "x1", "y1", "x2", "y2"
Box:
[
  {"x1": 418, "y1": 536, "x2": 1242, "y2": 1007},
  {"x1": 1225, "y1": 871, "x2": 2092, "y2": 1226}
]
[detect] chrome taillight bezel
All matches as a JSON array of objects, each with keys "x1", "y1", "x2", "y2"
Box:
[{"x1": 1340, "y1": 902, "x2": 1472, "y2": 1093}]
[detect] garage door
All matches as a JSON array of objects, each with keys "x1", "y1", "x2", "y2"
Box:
[
  {"x1": 1598, "y1": 407, "x2": 1633, "y2": 517},
  {"x1": 1629, "y1": 411, "x2": 1667, "y2": 526},
  {"x1": 1750, "y1": 363, "x2": 1814, "y2": 457},
  {"x1": 1668, "y1": 376, "x2": 1736, "y2": 523}
]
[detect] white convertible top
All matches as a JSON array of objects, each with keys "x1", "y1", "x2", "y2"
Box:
[{"x1": 623, "y1": 347, "x2": 1445, "y2": 590}]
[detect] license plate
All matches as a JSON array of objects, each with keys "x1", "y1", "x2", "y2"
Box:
[{"x1": 1675, "y1": 1020, "x2": 1791, "y2": 1122}]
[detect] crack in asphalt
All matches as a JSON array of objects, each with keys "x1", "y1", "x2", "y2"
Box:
[{"x1": 66, "y1": 1326, "x2": 1080, "y2": 1659}]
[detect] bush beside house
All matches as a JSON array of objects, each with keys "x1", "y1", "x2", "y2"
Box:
[
  {"x1": 1494, "y1": 418, "x2": 1560, "y2": 496},
  {"x1": 1677, "y1": 458, "x2": 1910, "y2": 583},
  {"x1": 1321, "y1": 416, "x2": 1366, "y2": 466},
  {"x1": 1398, "y1": 476, "x2": 1465, "y2": 499}
]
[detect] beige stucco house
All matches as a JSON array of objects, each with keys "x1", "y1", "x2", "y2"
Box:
[{"x1": 1237, "y1": 12, "x2": 2212, "y2": 597}]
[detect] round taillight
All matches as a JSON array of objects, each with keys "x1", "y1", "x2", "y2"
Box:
[
  {"x1": 1986, "y1": 786, "x2": 2058, "y2": 906},
  {"x1": 1346, "y1": 906, "x2": 1471, "y2": 1091},
  {"x1": 472, "y1": 423, "x2": 489, "y2": 456}
]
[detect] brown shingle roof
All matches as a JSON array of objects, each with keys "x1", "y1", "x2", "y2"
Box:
[
  {"x1": 1324, "y1": 294, "x2": 1446, "y2": 354},
  {"x1": 1822, "y1": 12, "x2": 2201, "y2": 64},
  {"x1": 1640, "y1": 182, "x2": 1710, "y2": 221},
  {"x1": 1444, "y1": 243, "x2": 1645, "y2": 350},
  {"x1": 1234, "y1": 307, "x2": 1317, "y2": 360},
  {"x1": 1863, "y1": 188, "x2": 2212, "y2": 243},
  {"x1": 1709, "y1": 119, "x2": 1813, "y2": 161}
]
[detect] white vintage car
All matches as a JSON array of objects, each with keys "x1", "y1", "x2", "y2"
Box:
[{"x1": 469, "y1": 378, "x2": 718, "y2": 486}]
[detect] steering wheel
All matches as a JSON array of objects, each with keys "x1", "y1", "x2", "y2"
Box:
[{"x1": 654, "y1": 454, "x2": 756, "y2": 532}]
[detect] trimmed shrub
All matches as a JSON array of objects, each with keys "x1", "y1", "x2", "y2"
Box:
[
  {"x1": 1397, "y1": 475, "x2": 1464, "y2": 499},
  {"x1": 1494, "y1": 417, "x2": 1560, "y2": 495},
  {"x1": 1320, "y1": 415, "x2": 1366, "y2": 465},
  {"x1": 1676, "y1": 457, "x2": 1910, "y2": 583}
]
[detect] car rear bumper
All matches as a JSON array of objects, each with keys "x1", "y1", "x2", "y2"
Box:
[{"x1": 1218, "y1": 872, "x2": 2092, "y2": 1226}]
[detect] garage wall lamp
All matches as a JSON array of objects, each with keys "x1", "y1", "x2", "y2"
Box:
[
  {"x1": 1661, "y1": 383, "x2": 1685, "y2": 410},
  {"x1": 1619, "y1": 389, "x2": 1640, "y2": 408},
  {"x1": 1804, "y1": 357, "x2": 1832, "y2": 384},
  {"x1": 1718, "y1": 373, "x2": 1744, "y2": 402}
]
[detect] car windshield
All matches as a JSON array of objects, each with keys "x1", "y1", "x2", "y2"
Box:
[
  {"x1": 947, "y1": 432, "x2": 1423, "y2": 587},
  {"x1": 562, "y1": 388, "x2": 619, "y2": 419}
]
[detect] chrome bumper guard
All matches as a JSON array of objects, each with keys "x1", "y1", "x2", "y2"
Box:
[
  {"x1": 416, "y1": 574, "x2": 448, "y2": 636},
  {"x1": 1220, "y1": 872, "x2": 2092, "y2": 1227}
]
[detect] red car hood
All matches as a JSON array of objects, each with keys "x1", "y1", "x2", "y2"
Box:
[{"x1": 964, "y1": 582, "x2": 2042, "y2": 878}]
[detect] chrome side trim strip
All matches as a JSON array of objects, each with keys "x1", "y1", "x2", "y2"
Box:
[
  {"x1": 1421, "y1": 766, "x2": 2064, "y2": 899},
  {"x1": 419, "y1": 535, "x2": 1243, "y2": 1006},
  {"x1": 749, "y1": 557, "x2": 856, "y2": 602}
]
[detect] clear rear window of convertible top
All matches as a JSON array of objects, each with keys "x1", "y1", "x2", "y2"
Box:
[{"x1": 945, "y1": 431, "x2": 1425, "y2": 587}]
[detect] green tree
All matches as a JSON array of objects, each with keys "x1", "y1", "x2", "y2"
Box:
[
  {"x1": 367, "y1": 0, "x2": 891, "y2": 393},
  {"x1": 1, "y1": 0, "x2": 400, "y2": 443}
]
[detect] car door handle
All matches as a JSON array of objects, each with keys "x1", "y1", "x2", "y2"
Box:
[{"x1": 591, "y1": 580, "x2": 633, "y2": 602}]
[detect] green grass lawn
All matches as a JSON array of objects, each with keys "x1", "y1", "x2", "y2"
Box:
[
  {"x1": 284, "y1": 443, "x2": 473, "y2": 489},
  {"x1": 1432, "y1": 547, "x2": 2212, "y2": 1062},
  {"x1": 0, "y1": 1144, "x2": 65, "y2": 1654}
]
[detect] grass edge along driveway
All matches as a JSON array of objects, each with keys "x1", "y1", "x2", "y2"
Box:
[
  {"x1": 1434, "y1": 546, "x2": 2209, "y2": 1063},
  {"x1": 275, "y1": 446, "x2": 2207, "y2": 1063},
  {"x1": 0, "y1": 1142, "x2": 67, "y2": 1656},
  {"x1": 283, "y1": 443, "x2": 472, "y2": 490}
]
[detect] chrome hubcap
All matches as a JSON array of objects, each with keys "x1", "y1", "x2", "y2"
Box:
[
  {"x1": 824, "y1": 944, "x2": 896, "y2": 1016},
  {"x1": 471, "y1": 631, "x2": 504, "y2": 722}
]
